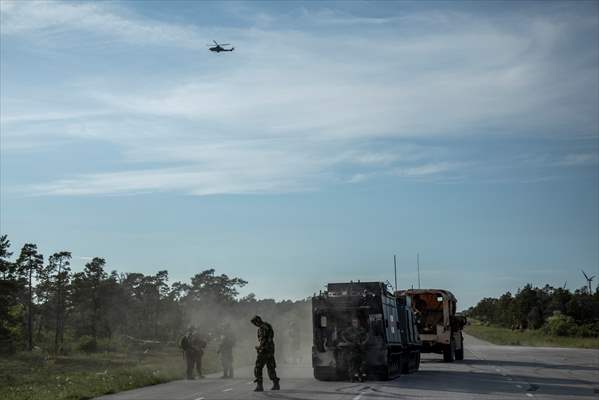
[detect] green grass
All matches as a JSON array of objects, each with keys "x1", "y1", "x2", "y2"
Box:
[
  {"x1": 465, "y1": 322, "x2": 599, "y2": 349},
  {"x1": 0, "y1": 347, "x2": 220, "y2": 400}
]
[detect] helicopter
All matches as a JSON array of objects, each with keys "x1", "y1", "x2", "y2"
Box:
[{"x1": 207, "y1": 40, "x2": 234, "y2": 53}]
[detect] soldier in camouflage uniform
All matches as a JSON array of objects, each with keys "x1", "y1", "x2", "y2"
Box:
[
  {"x1": 251, "y1": 315, "x2": 280, "y2": 391},
  {"x1": 340, "y1": 317, "x2": 369, "y2": 382},
  {"x1": 217, "y1": 324, "x2": 235, "y2": 378},
  {"x1": 180, "y1": 326, "x2": 207, "y2": 380}
]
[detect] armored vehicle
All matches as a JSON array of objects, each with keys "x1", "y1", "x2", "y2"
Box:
[
  {"x1": 396, "y1": 289, "x2": 466, "y2": 362},
  {"x1": 312, "y1": 282, "x2": 421, "y2": 381}
]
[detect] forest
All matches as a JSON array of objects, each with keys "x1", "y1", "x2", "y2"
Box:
[
  {"x1": 465, "y1": 281, "x2": 599, "y2": 338},
  {"x1": 0, "y1": 234, "x2": 312, "y2": 356}
]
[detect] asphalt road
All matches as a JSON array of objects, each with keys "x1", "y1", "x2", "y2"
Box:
[{"x1": 97, "y1": 334, "x2": 599, "y2": 400}]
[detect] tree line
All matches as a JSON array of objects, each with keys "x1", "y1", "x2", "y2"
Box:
[
  {"x1": 464, "y1": 282, "x2": 599, "y2": 337},
  {"x1": 0, "y1": 234, "x2": 311, "y2": 355}
]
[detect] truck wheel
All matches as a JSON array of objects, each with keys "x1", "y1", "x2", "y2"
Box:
[
  {"x1": 455, "y1": 335, "x2": 464, "y2": 361},
  {"x1": 443, "y1": 338, "x2": 455, "y2": 362},
  {"x1": 313, "y1": 368, "x2": 340, "y2": 381},
  {"x1": 400, "y1": 354, "x2": 410, "y2": 374},
  {"x1": 377, "y1": 366, "x2": 391, "y2": 381}
]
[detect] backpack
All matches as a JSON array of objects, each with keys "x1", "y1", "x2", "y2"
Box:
[{"x1": 180, "y1": 335, "x2": 190, "y2": 351}]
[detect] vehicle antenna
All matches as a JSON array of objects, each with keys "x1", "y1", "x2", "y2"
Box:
[
  {"x1": 394, "y1": 254, "x2": 398, "y2": 292},
  {"x1": 417, "y1": 253, "x2": 421, "y2": 289}
]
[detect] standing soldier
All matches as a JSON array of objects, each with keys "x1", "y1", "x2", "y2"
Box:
[
  {"x1": 340, "y1": 316, "x2": 369, "y2": 382},
  {"x1": 217, "y1": 324, "x2": 235, "y2": 378},
  {"x1": 287, "y1": 321, "x2": 301, "y2": 364},
  {"x1": 250, "y1": 315, "x2": 280, "y2": 392},
  {"x1": 180, "y1": 326, "x2": 207, "y2": 380}
]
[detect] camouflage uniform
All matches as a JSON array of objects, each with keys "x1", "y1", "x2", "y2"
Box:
[
  {"x1": 252, "y1": 317, "x2": 279, "y2": 388},
  {"x1": 181, "y1": 331, "x2": 207, "y2": 379},
  {"x1": 218, "y1": 330, "x2": 236, "y2": 378},
  {"x1": 340, "y1": 325, "x2": 368, "y2": 381}
]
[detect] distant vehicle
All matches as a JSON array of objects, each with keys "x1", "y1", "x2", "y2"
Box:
[
  {"x1": 312, "y1": 282, "x2": 421, "y2": 381},
  {"x1": 396, "y1": 289, "x2": 466, "y2": 362},
  {"x1": 207, "y1": 40, "x2": 234, "y2": 53}
]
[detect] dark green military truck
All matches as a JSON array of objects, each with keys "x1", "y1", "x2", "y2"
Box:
[{"x1": 312, "y1": 282, "x2": 421, "y2": 381}]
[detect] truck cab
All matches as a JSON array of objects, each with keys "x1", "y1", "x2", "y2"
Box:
[
  {"x1": 312, "y1": 282, "x2": 421, "y2": 381},
  {"x1": 396, "y1": 289, "x2": 466, "y2": 362}
]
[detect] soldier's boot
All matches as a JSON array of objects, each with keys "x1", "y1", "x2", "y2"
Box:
[
  {"x1": 271, "y1": 378, "x2": 280, "y2": 391},
  {"x1": 254, "y1": 380, "x2": 264, "y2": 392}
]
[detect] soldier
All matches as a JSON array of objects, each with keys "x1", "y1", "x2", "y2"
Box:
[
  {"x1": 250, "y1": 315, "x2": 280, "y2": 392},
  {"x1": 217, "y1": 324, "x2": 235, "y2": 378},
  {"x1": 287, "y1": 321, "x2": 301, "y2": 364},
  {"x1": 340, "y1": 316, "x2": 369, "y2": 382},
  {"x1": 180, "y1": 326, "x2": 207, "y2": 380}
]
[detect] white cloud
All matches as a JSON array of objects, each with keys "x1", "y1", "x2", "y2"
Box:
[
  {"x1": 2, "y1": 2, "x2": 598, "y2": 196},
  {"x1": 558, "y1": 153, "x2": 599, "y2": 167},
  {"x1": 393, "y1": 162, "x2": 463, "y2": 178},
  {"x1": 0, "y1": 0, "x2": 203, "y2": 48}
]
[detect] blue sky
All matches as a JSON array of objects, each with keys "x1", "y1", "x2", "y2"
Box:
[{"x1": 1, "y1": 0, "x2": 598, "y2": 308}]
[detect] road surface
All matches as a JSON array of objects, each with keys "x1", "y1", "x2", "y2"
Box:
[{"x1": 97, "y1": 334, "x2": 599, "y2": 400}]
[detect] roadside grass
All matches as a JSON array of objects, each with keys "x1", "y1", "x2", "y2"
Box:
[
  {"x1": 0, "y1": 347, "x2": 220, "y2": 400},
  {"x1": 465, "y1": 322, "x2": 599, "y2": 349}
]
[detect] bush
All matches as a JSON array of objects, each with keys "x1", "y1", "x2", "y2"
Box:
[
  {"x1": 569, "y1": 322, "x2": 599, "y2": 338},
  {"x1": 77, "y1": 335, "x2": 98, "y2": 353},
  {"x1": 543, "y1": 314, "x2": 575, "y2": 336}
]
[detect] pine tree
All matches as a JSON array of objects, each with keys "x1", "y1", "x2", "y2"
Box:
[{"x1": 16, "y1": 243, "x2": 44, "y2": 351}]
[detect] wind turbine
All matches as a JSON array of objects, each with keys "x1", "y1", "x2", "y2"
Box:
[{"x1": 581, "y1": 270, "x2": 595, "y2": 294}]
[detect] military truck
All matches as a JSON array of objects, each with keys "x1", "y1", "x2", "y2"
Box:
[
  {"x1": 312, "y1": 282, "x2": 421, "y2": 381},
  {"x1": 396, "y1": 289, "x2": 466, "y2": 362}
]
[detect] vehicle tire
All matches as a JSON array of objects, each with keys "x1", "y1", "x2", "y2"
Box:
[
  {"x1": 443, "y1": 337, "x2": 455, "y2": 362},
  {"x1": 455, "y1": 335, "x2": 464, "y2": 361},
  {"x1": 400, "y1": 353, "x2": 410, "y2": 374},
  {"x1": 313, "y1": 368, "x2": 339, "y2": 381},
  {"x1": 413, "y1": 352, "x2": 421, "y2": 372},
  {"x1": 377, "y1": 366, "x2": 391, "y2": 381}
]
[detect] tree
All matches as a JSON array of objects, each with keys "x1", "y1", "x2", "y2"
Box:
[
  {"x1": 0, "y1": 234, "x2": 22, "y2": 353},
  {"x1": 0, "y1": 235, "x2": 15, "y2": 279},
  {"x1": 16, "y1": 243, "x2": 44, "y2": 351},
  {"x1": 71, "y1": 258, "x2": 107, "y2": 347},
  {"x1": 187, "y1": 269, "x2": 247, "y2": 305},
  {"x1": 40, "y1": 252, "x2": 72, "y2": 353}
]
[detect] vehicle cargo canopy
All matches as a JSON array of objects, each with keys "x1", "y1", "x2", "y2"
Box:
[
  {"x1": 395, "y1": 289, "x2": 457, "y2": 311},
  {"x1": 395, "y1": 289, "x2": 458, "y2": 333}
]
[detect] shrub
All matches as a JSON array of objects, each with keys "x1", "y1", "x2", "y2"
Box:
[
  {"x1": 77, "y1": 335, "x2": 98, "y2": 353},
  {"x1": 543, "y1": 314, "x2": 575, "y2": 336}
]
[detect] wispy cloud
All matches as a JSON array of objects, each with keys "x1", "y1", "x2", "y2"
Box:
[
  {"x1": 393, "y1": 162, "x2": 464, "y2": 178},
  {"x1": 0, "y1": 0, "x2": 203, "y2": 48},
  {"x1": 2, "y1": 1, "x2": 598, "y2": 196},
  {"x1": 557, "y1": 153, "x2": 599, "y2": 167}
]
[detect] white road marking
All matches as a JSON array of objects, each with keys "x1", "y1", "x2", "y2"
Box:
[
  {"x1": 352, "y1": 395, "x2": 362, "y2": 400},
  {"x1": 516, "y1": 384, "x2": 523, "y2": 388},
  {"x1": 223, "y1": 388, "x2": 233, "y2": 392},
  {"x1": 526, "y1": 394, "x2": 534, "y2": 397},
  {"x1": 194, "y1": 397, "x2": 205, "y2": 400}
]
